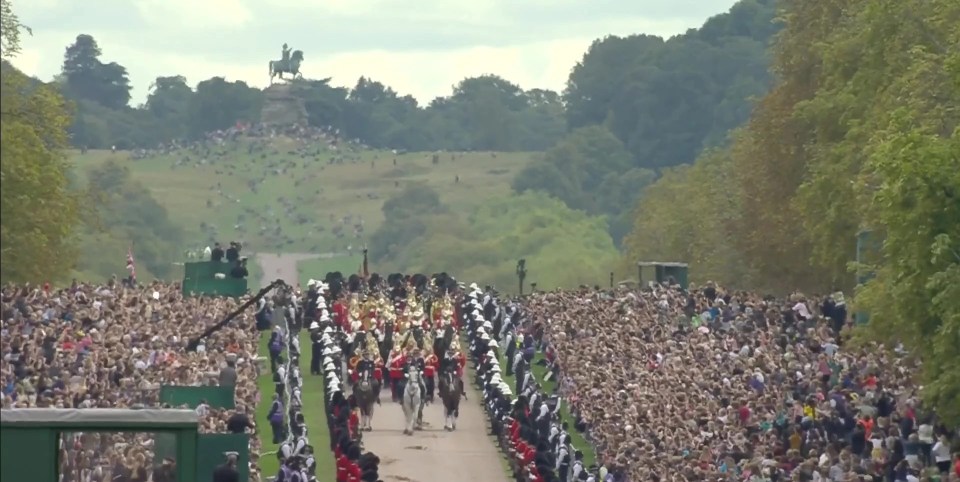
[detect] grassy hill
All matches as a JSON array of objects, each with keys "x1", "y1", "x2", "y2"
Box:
[{"x1": 71, "y1": 137, "x2": 537, "y2": 257}]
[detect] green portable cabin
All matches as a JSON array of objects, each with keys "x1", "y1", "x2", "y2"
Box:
[
  {"x1": 182, "y1": 261, "x2": 248, "y2": 297},
  {"x1": 637, "y1": 261, "x2": 689, "y2": 290},
  {"x1": 1, "y1": 409, "x2": 199, "y2": 482}
]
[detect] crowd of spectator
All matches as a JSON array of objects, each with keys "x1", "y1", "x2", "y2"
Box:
[
  {"x1": 1, "y1": 281, "x2": 264, "y2": 482},
  {"x1": 501, "y1": 283, "x2": 960, "y2": 482}
]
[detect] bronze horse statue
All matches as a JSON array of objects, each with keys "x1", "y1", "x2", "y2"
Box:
[{"x1": 269, "y1": 49, "x2": 304, "y2": 84}]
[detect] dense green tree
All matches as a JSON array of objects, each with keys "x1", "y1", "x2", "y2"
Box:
[
  {"x1": 78, "y1": 160, "x2": 184, "y2": 279},
  {"x1": 621, "y1": 0, "x2": 959, "y2": 421},
  {"x1": 188, "y1": 77, "x2": 262, "y2": 135},
  {"x1": 563, "y1": 0, "x2": 777, "y2": 169},
  {"x1": 378, "y1": 191, "x2": 619, "y2": 291},
  {"x1": 61, "y1": 34, "x2": 132, "y2": 109},
  {"x1": 513, "y1": 126, "x2": 653, "y2": 243},
  {"x1": 1, "y1": 2, "x2": 82, "y2": 282},
  {"x1": 368, "y1": 185, "x2": 448, "y2": 263}
]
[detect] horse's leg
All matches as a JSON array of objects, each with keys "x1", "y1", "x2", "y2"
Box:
[
  {"x1": 368, "y1": 401, "x2": 374, "y2": 430},
  {"x1": 452, "y1": 400, "x2": 458, "y2": 430}
]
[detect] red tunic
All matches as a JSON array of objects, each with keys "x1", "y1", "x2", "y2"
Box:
[
  {"x1": 374, "y1": 364, "x2": 384, "y2": 382},
  {"x1": 348, "y1": 410, "x2": 359, "y2": 438},
  {"x1": 336, "y1": 454, "x2": 349, "y2": 482},
  {"x1": 333, "y1": 302, "x2": 348, "y2": 330},
  {"x1": 346, "y1": 461, "x2": 362, "y2": 482},
  {"x1": 388, "y1": 352, "x2": 406, "y2": 380},
  {"x1": 456, "y1": 352, "x2": 467, "y2": 377},
  {"x1": 423, "y1": 355, "x2": 438, "y2": 377}
]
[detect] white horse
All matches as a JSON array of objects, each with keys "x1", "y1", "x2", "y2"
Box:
[{"x1": 401, "y1": 365, "x2": 425, "y2": 435}]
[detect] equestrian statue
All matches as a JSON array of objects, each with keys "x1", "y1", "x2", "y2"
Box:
[{"x1": 269, "y1": 42, "x2": 305, "y2": 84}]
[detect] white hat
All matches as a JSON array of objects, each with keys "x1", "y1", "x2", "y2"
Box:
[
  {"x1": 322, "y1": 326, "x2": 333, "y2": 334},
  {"x1": 488, "y1": 339, "x2": 498, "y2": 347},
  {"x1": 322, "y1": 347, "x2": 333, "y2": 355},
  {"x1": 482, "y1": 321, "x2": 493, "y2": 329},
  {"x1": 322, "y1": 357, "x2": 332, "y2": 365},
  {"x1": 309, "y1": 322, "x2": 320, "y2": 330},
  {"x1": 152, "y1": 291, "x2": 160, "y2": 300},
  {"x1": 324, "y1": 362, "x2": 335, "y2": 371},
  {"x1": 308, "y1": 279, "x2": 318, "y2": 287}
]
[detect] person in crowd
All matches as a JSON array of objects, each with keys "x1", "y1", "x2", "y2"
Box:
[
  {"x1": 230, "y1": 258, "x2": 249, "y2": 279},
  {"x1": 211, "y1": 242, "x2": 225, "y2": 262},
  {"x1": 212, "y1": 452, "x2": 240, "y2": 482},
  {"x1": 226, "y1": 242, "x2": 241, "y2": 264}
]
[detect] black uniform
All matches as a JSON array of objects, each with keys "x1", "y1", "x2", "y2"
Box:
[
  {"x1": 211, "y1": 245, "x2": 225, "y2": 262},
  {"x1": 230, "y1": 261, "x2": 248, "y2": 279},
  {"x1": 212, "y1": 463, "x2": 240, "y2": 482},
  {"x1": 226, "y1": 244, "x2": 240, "y2": 263},
  {"x1": 310, "y1": 331, "x2": 322, "y2": 375},
  {"x1": 357, "y1": 359, "x2": 376, "y2": 379}
]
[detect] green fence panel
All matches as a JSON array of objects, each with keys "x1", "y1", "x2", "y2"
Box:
[
  {"x1": 195, "y1": 433, "x2": 250, "y2": 482},
  {"x1": 159, "y1": 385, "x2": 236, "y2": 409},
  {"x1": 182, "y1": 261, "x2": 249, "y2": 297},
  {"x1": 1, "y1": 427, "x2": 57, "y2": 482}
]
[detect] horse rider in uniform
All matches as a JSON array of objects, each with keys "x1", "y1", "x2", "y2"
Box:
[
  {"x1": 387, "y1": 345, "x2": 406, "y2": 402},
  {"x1": 356, "y1": 351, "x2": 376, "y2": 382},
  {"x1": 404, "y1": 347, "x2": 428, "y2": 396},
  {"x1": 423, "y1": 347, "x2": 439, "y2": 402},
  {"x1": 355, "y1": 350, "x2": 381, "y2": 404}
]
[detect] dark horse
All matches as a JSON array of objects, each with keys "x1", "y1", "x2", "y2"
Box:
[
  {"x1": 352, "y1": 370, "x2": 379, "y2": 431},
  {"x1": 438, "y1": 368, "x2": 465, "y2": 431}
]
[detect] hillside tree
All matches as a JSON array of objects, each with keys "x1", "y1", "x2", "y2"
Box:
[{"x1": 1, "y1": 0, "x2": 82, "y2": 282}]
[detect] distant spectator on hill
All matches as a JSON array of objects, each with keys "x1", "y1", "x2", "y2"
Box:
[
  {"x1": 211, "y1": 242, "x2": 225, "y2": 262},
  {"x1": 226, "y1": 242, "x2": 241, "y2": 263}
]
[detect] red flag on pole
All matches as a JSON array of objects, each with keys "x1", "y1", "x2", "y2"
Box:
[{"x1": 126, "y1": 247, "x2": 136, "y2": 281}]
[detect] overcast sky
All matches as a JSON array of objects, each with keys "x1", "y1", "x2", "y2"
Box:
[{"x1": 9, "y1": 0, "x2": 738, "y2": 105}]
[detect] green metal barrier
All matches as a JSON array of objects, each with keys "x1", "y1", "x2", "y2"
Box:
[
  {"x1": 159, "y1": 385, "x2": 236, "y2": 409},
  {"x1": 195, "y1": 433, "x2": 250, "y2": 482},
  {"x1": 182, "y1": 261, "x2": 248, "y2": 297},
  {"x1": 1, "y1": 409, "x2": 199, "y2": 482}
]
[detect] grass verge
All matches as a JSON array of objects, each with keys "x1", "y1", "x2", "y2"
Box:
[{"x1": 496, "y1": 351, "x2": 597, "y2": 467}]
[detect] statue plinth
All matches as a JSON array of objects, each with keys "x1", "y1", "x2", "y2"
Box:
[{"x1": 260, "y1": 82, "x2": 308, "y2": 127}]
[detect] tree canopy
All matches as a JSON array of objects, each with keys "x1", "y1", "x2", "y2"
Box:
[
  {"x1": 621, "y1": 0, "x2": 960, "y2": 422},
  {"x1": 371, "y1": 190, "x2": 620, "y2": 291},
  {"x1": 23, "y1": 0, "x2": 778, "y2": 160},
  {"x1": 1, "y1": 1, "x2": 82, "y2": 283}
]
